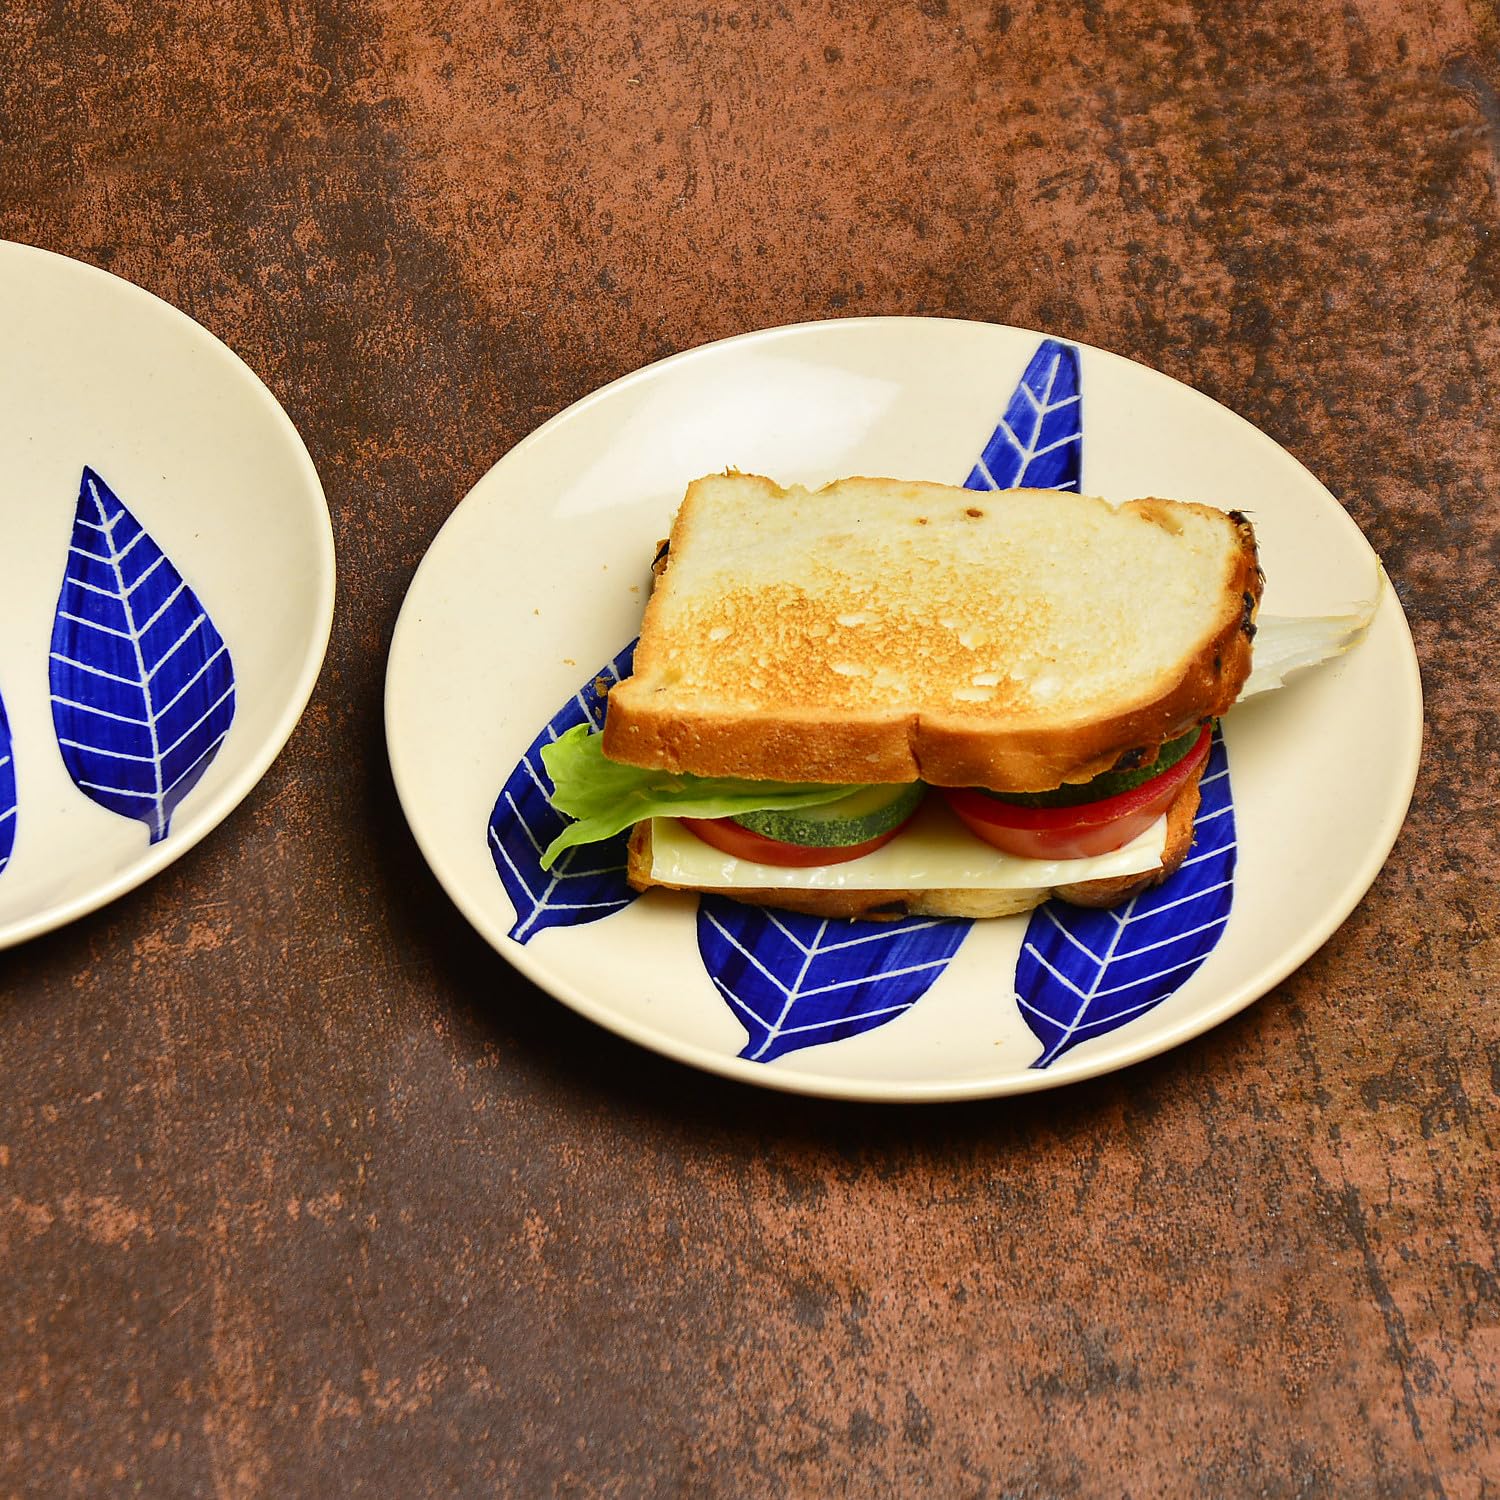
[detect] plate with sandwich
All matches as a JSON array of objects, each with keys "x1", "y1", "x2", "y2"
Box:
[{"x1": 386, "y1": 318, "x2": 1421, "y2": 1101}]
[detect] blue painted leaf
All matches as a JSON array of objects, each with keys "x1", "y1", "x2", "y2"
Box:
[
  {"x1": 488, "y1": 642, "x2": 640, "y2": 942},
  {"x1": 1015, "y1": 729, "x2": 1237, "y2": 1068},
  {"x1": 49, "y1": 468, "x2": 236, "y2": 845},
  {"x1": 0, "y1": 688, "x2": 15, "y2": 877},
  {"x1": 965, "y1": 337, "x2": 1082, "y2": 492},
  {"x1": 698, "y1": 898, "x2": 971, "y2": 1064},
  {"x1": 692, "y1": 335, "x2": 1083, "y2": 1057}
]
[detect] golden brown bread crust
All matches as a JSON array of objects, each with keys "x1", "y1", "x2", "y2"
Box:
[
  {"x1": 624, "y1": 759, "x2": 1206, "y2": 920},
  {"x1": 603, "y1": 479, "x2": 1261, "y2": 791}
]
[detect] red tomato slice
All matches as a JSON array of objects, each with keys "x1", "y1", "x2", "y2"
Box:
[
  {"x1": 679, "y1": 816, "x2": 905, "y2": 867},
  {"x1": 941, "y1": 725, "x2": 1212, "y2": 860}
]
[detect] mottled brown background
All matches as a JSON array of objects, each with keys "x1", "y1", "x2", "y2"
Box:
[{"x1": 2, "y1": 0, "x2": 1497, "y2": 1495}]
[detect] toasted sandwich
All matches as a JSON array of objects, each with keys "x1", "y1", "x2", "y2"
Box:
[{"x1": 542, "y1": 472, "x2": 1262, "y2": 918}]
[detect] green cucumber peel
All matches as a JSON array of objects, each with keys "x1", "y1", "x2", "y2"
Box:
[
  {"x1": 985, "y1": 723, "x2": 1207, "y2": 809},
  {"x1": 538, "y1": 726, "x2": 865, "y2": 868},
  {"x1": 733, "y1": 781, "x2": 926, "y2": 847}
]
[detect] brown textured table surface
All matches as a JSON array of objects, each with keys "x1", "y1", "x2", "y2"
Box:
[{"x1": 3, "y1": 2, "x2": 1497, "y2": 1495}]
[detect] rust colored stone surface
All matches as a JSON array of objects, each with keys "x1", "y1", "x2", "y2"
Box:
[{"x1": 2, "y1": 1, "x2": 1497, "y2": 1495}]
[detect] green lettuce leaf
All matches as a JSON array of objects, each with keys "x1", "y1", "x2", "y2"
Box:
[
  {"x1": 539, "y1": 726, "x2": 864, "y2": 868},
  {"x1": 1238, "y1": 576, "x2": 1382, "y2": 701}
]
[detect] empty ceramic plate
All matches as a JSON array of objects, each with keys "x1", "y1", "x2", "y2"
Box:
[{"x1": 0, "y1": 241, "x2": 335, "y2": 948}]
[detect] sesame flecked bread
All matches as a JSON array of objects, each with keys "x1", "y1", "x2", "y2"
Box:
[{"x1": 602, "y1": 473, "x2": 1260, "y2": 792}]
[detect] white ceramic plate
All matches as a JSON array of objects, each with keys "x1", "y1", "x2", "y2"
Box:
[
  {"x1": 386, "y1": 318, "x2": 1421, "y2": 1102},
  {"x1": 0, "y1": 241, "x2": 334, "y2": 949}
]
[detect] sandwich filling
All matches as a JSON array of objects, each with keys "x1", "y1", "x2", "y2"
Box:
[
  {"x1": 539, "y1": 723, "x2": 1197, "y2": 887},
  {"x1": 645, "y1": 801, "x2": 1168, "y2": 893}
]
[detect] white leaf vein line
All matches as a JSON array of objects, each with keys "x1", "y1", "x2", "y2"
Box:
[
  {"x1": 0, "y1": 743, "x2": 12, "y2": 859},
  {"x1": 136, "y1": 580, "x2": 190, "y2": 637},
  {"x1": 127, "y1": 553, "x2": 170, "y2": 596},
  {"x1": 792, "y1": 955, "x2": 956, "y2": 1002},
  {"x1": 113, "y1": 530, "x2": 149, "y2": 567},
  {"x1": 758, "y1": 909, "x2": 948, "y2": 958},
  {"x1": 76, "y1": 474, "x2": 167, "y2": 838},
  {"x1": 60, "y1": 683, "x2": 234, "y2": 767},
  {"x1": 1135, "y1": 876, "x2": 1234, "y2": 921},
  {"x1": 488, "y1": 652, "x2": 640, "y2": 935},
  {"x1": 144, "y1": 615, "x2": 208, "y2": 683},
  {"x1": 490, "y1": 820, "x2": 545, "y2": 888},
  {"x1": 715, "y1": 984, "x2": 924, "y2": 1045},
  {"x1": 1040, "y1": 903, "x2": 1102, "y2": 964},
  {"x1": 749, "y1": 917, "x2": 826, "y2": 1059},
  {"x1": 490, "y1": 677, "x2": 630, "y2": 937},
  {"x1": 57, "y1": 478, "x2": 231, "y2": 840},
  {"x1": 710, "y1": 913, "x2": 950, "y2": 1060},
  {"x1": 50, "y1": 652, "x2": 137, "y2": 687},
  {"x1": 498, "y1": 782, "x2": 625, "y2": 872},
  {"x1": 492, "y1": 815, "x2": 627, "y2": 939},
  {"x1": 975, "y1": 351, "x2": 1081, "y2": 488},
  {"x1": 771, "y1": 999, "x2": 914, "y2": 1040},
  {"x1": 490, "y1": 826, "x2": 553, "y2": 933},
  {"x1": 73, "y1": 511, "x2": 149, "y2": 568},
  {"x1": 77, "y1": 507, "x2": 129, "y2": 535},
  {"x1": 491, "y1": 827, "x2": 626, "y2": 938},
  {"x1": 1004, "y1": 350, "x2": 1070, "y2": 467},
  {"x1": 703, "y1": 910, "x2": 798, "y2": 1005},
  {"x1": 1071, "y1": 994, "x2": 1172, "y2": 1036},
  {"x1": 75, "y1": 731, "x2": 226, "y2": 802},
  {"x1": 813, "y1": 919, "x2": 950, "y2": 955},
  {"x1": 1114, "y1": 911, "x2": 1231, "y2": 962},
  {"x1": 712, "y1": 910, "x2": 945, "y2": 1001},
  {"x1": 1019, "y1": 945, "x2": 1227, "y2": 1015},
  {"x1": 1017, "y1": 943, "x2": 1197, "y2": 1016},
  {"x1": 65, "y1": 564, "x2": 166, "y2": 603},
  {"x1": 156, "y1": 646, "x2": 230, "y2": 720},
  {"x1": 761, "y1": 909, "x2": 814, "y2": 955},
  {"x1": 1023, "y1": 867, "x2": 1233, "y2": 1060},
  {"x1": 57, "y1": 609, "x2": 132, "y2": 641},
  {"x1": 504, "y1": 785, "x2": 549, "y2": 856},
  {"x1": 1179, "y1": 839, "x2": 1237, "y2": 870}
]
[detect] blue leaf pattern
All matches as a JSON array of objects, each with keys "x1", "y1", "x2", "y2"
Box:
[
  {"x1": 964, "y1": 337, "x2": 1082, "y2": 492},
  {"x1": 692, "y1": 335, "x2": 1085, "y2": 1064},
  {"x1": 0, "y1": 689, "x2": 15, "y2": 877},
  {"x1": 1014, "y1": 729, "x2": 1237, "y2": 1068},
  {"x1": 697, "y1": 898, "x2": 971, "y2": 1063},
  {"x1": 488, "y1": 643, "x2": 640, "y2": 942},
  {"x1": 49, "y1": 467, "x2": 235, "y2": 844}
]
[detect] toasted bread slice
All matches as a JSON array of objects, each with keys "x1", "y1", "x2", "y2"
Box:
[
  {"x1": 603, "y1": 474, "x2": 1259, "y2": 792},
  {"x1": 625, "y1": 755, "x2": 1204, "y2": 920}
]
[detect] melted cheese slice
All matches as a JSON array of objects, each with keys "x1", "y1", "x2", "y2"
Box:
[{"x1": 648, "y1": 798, "x2": 1168, "y2": 891}]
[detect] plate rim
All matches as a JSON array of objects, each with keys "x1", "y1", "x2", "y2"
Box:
[
  {"x1": 0, "y1": 239, "x2": 337, "y2": 949},
  {"x1": 386, "y1": 313, "x2": 1424, "y2": 1102}
]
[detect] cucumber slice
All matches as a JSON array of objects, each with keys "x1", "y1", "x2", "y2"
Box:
[
  {"x1": 732, "y1": 782, "x2": 926, "y2": 847},
  {"x1": 985, "y1": 724, "x2": 1206, "y2": 809}
]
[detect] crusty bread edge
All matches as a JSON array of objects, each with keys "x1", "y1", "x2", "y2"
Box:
[
  {"x1": 624, "y1": 759, "x2": 1205, "y2": 921},
  {"x1": 603, "y1": 479, "x2": 1261, "y2": 791}
]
